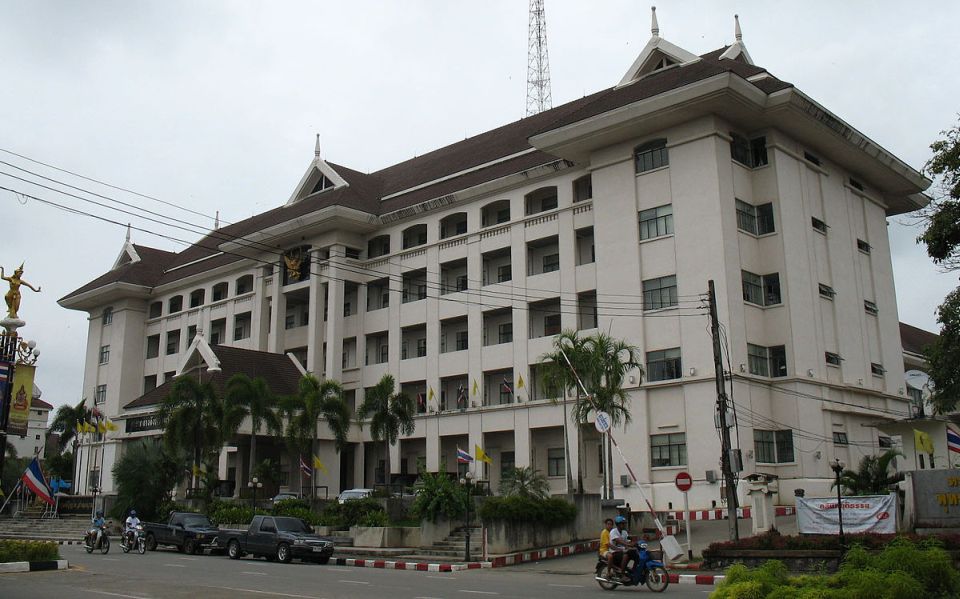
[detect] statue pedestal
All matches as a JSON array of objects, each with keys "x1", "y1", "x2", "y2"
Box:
[{"x1": 1, "y1": 316, "x2": 24, "y2": 334}]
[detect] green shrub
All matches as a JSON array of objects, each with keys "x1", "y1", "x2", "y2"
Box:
[
  {"x1": 274, "y1": 506, "x2": 321, "y2": 526},
  {"x1": 358, "y1": 510, "x2": 390, "y2": 527},
  {"x1": 338, "y1": 498, "x2": 386, "y2": 528},
  {"x1": 272, "y1": 498, "x2": 311, "y2": 514},
  {"x1": 207, "y1": 501, "x2": 266, "y2": 526},
  {"x1": 478, "y1": 496, "x2": 577, "y2": 526},
  {"x1": 412, "y1": 472, "x2": 467, "y2": 522},
  {"x1": 0, "y1": 540, "x2": 60, "y2": 563}
]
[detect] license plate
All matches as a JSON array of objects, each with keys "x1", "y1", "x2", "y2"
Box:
[{"x1": 312, "y1": 546, "x2": 325, "y2": 552}]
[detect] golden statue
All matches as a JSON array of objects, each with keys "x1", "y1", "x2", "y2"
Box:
[
  {"x1": 283, "y1": 250, "x2": 303, "y2": 282},
  {"x1": 1, "y1": 263, "x2": 41, "y2": 319}
]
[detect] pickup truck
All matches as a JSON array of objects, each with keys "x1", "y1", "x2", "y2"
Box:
[
  {"x1": 214, "y1": 515, "x2": 334, "y2": 564},
  {"x1": 143, "y1": 512, "x2": 220, "y2": 555}
]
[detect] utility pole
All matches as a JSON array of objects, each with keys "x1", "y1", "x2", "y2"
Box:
[{"x1": 708, "y1": 280, "x2": 739, "y2": 540}]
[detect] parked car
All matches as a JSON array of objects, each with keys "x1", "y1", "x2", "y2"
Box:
[
  {"x1": 214, "y1": 515, "x2": 334, "y2": 564},
  {"x1": 269, "y1": 492, "x2": 301, "y2": 507},
  {"x1": 337, "y1": 488, "x2": 373, "y2": 504},
  {"x1": 143, "y1": 512, "x2": 220, "y2": 555}
]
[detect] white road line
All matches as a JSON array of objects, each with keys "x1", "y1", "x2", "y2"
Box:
[
  {"x1": 548, "y1": 584, "x2": 584, "y2": 588},
  {"x1": 101, "y1": 557, "x2": 120, "y2": 561},
  {"x1": 84, "y1": 591, "x2": 152, "y2": 599},
  {"x1": 338, "y1": 580, "x2": 370, "y2": 584},
  {"x1": 215, "y1": 588, "x2": 324, "y2": 599},
  {"x1": 242, "y1": 571, "x2": 267, "y2": 575},
  {"x1": 427, "y1": 575, "x2": 457, "y2": 580},
  {"x1": 458, "y1": 591, "x2": 498, "y2": 595},
  {"x1": 179, "y1": 557, "x2": 199, "y2": 561},
  {"x1": 163, "y1": 563, "x2": 186, "y2": 568},
  {"x1": 415, "y1": 597, "x2": 445, "y2": 599}
]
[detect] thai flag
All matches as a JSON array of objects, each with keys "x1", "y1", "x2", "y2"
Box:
[
  {"x1": 21, "y1": 457, "x2": 54, "y2": 506},
  {"x1": 299, "y1": 455, "x2": 312, "y2": 478},
  {"x1": 457, "y1": 447, "x2": 473, "y2": 464},
  {"x1": 947, "y1": 427, "x2": 960, "y2": 455}
]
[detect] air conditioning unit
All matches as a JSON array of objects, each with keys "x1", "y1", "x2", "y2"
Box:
[
  {"x1": 620, "y1": 475, "x2": 632, "y2": 487},
  {"x1": 705, "y1": 470, "x2": 718, "y2": 483}
]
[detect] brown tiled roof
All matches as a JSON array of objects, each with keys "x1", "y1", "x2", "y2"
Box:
[
  {"x1": 900, "y1": 322, "x2": 938, "y2": 356},
  {"x1": 31, "y1": 398, "x2": 53, "y2": 410},
  {"x1": 124, "y1": 345, "x2": 303, "y2": 410},
  {"x1": 61, "y1": 244, "x2": 177, "y2": 301},
  {"x1": 66, "y1": 47, "x2": 794, "y2": 299}
]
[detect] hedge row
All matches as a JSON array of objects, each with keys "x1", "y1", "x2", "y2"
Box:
[
  {"x1": 206, "y1": 498, "x2": 390, "y2": 528},
  {"x1": 706, "y1": 529, "x2": 960, "y2": 552},
  {"x1": 0, "y1": 540, "x2": 60, "y2": 563},
  {"x1": 478, "y1": 496, "x2": 577, "y2": 526}
]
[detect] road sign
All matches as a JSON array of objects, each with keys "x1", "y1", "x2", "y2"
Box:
[
  {"x1": 594, "y1": 411, "x2": 611, "y2": 433},
  {"x1": 675, "y1": 471, "x2": 693, "y2": 492}
]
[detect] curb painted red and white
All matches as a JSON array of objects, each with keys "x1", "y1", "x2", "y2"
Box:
[
  {"x1": 669, "y1": 573, "x2": 725, "y2": 585},
  {"x1": 661, "y1": 506, "x2": 795, "y2": 521},
  {"x1": 488, "y1": 540, "x2": 599, "y2": 567},
  {"x1": 333, "y1": 557, "x2": 491, "y2": 572}
]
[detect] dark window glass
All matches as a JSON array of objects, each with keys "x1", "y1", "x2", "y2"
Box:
[
  {"x1": 638, "y1": 204, "x2": 673, "y2": 240},
  {"x1": 647, "y1": 348, "x2": 682, "y2": 381},
  {"x1": 642, "y1": 275, "x2": 678, "y2": 310},
  {"x1": 634, "y1": 140, "x2": 669, "y2": 173},
  {"x1": 573, "y1": 175, "x2": 593, "y2": 202},
  {"x1": 650, "y1": 433, "x2": 687, "y2": 467},
  {"x1": 812, "y1": 217, "x2": 828, "y2": 233}
]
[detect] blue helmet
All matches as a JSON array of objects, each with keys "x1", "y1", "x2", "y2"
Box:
[
  {"x1": 129, "y1": 510, "x2": 137, "y2": 517},
  {"x1": 614, "y1": 515, "x2": 627, "y2": 524}
]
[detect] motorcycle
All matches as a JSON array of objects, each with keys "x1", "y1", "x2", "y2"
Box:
[
  {"x1": 121, "y1": 524, "x2": 146, "y2": 555},
  {"x1": 595, "y1": 542, "x2": 670, "y2": 592},
  {"x1": 84, "y1": 525, "x2": 111, "y2": 554}
]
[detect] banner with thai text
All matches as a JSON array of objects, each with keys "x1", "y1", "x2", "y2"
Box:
[
  {"x1": 796, "y1": 494, "x2": 896, "y2": 534},
  {"x1": 7, "y1": 363, "x2": 35, "y2": 437}
]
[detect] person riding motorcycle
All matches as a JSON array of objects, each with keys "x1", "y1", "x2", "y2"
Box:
[
  {"x1": 124, "y1": 510, "x2": 141, "y2": 548},
  {"x1": 599, "y1": 518, "x2": 617, "y2": 576},
  {"x1": 609, "y1": 515, "x2": 639, "y2": 575},
  {"x1": 90, "y1": 510, "x2": 106, "y2": 547}
]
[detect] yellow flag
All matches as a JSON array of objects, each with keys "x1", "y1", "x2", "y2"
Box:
[
  {"x1": 97, "y1": 421, "x2": 106, "y2": 434},
  {"x1": 472, "y1": 379, "x2": 479, "y2": 396},
  {"x1": 192, "y1": 464, "x2": 202, "y2": 476},
  {"x1": 914, "y1": 429, "x2": 935, "y2": 454},
  {"x1": 313, "y1": 455, "x2": 328, "y2": 475},
  {"x1": 84, "y1": 421, "x2": 96, "y2": 433},
  {"x1": 428, "y1": 386, "x2": 435, "y2": 402},
  {"x1": 105, "y1": 420, "x2": 118, "y2": 432},
  {"x1": 517, "y1": 374, "x2": 525, "y2": 389},
  {"x1": 475, "y1": 444, "x2": 493, "y2": 465},
  {"x1": 75, "y1": 422, "x2": 83, "y2": 435}
]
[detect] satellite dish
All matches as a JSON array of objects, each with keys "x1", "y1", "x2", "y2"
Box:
[{"x1": 904, "y1": 370, "x2": 935, "y2": 416}]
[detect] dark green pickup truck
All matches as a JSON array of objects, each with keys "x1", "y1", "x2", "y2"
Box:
[
  {"x1": 214, "y1": 515, "x2": 334, "y2": 564},
  {"x1": 143, "y1": 512, "x2": 220, "y2": 555}
]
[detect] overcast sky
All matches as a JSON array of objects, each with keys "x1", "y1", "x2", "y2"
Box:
[{"x1": 2, "y1": 1, "x2": 957, "y2": 413}]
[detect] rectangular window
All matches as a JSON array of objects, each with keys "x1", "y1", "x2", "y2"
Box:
[
  {"x1": 864, "y1": 300, "x2": 879, "y2": 316},
  {"x1": 812, "y1": 217, "x2": 828, "y2": 234},
  {"x1": 456, "y1": 275, "x2": 468, "y2": 292},
  {"x1": 743, "y1": 271, "x2": 783, "y2": 307},
  {"x1": 544, "y1": 314, "x2": 561, "y2": 336},
  {"x1": 849, "y1": 178, "x2": 865, "y2": 192},
  {"x1": 642, "y1": 275, "x2": 678, "y2": 310},
  {"x1": 143, "y1": 375, "x2": 157, "y2": 393},
  {"x1": 416, "y1": 338, "x2": 427, "y2": 358},
  {"x1": 165, "y1": 331, "x2": 181, "y2": 355},
  {"x1": 148, "y1": 302, "x2": 162, "y2": 319},
  {"x1": 146, "y1": 335, "x2": 160, "y2": 359},
  {"x1": 547, "y1": 448, "x2": 565, "y2": 477},
  {"x1": 825, "y1": 352, "x2": 842, "y2": 366},
  {"x1": 455, "y1": 331, "x2": 469, "y2": 351},
  {"x1": 496, "y1": 208, "x2": 510, "y2": 224},
  {"x1": 748, "y1": 344, "x2": 787, "y2": 378},
  {"x1": 730, "y1": 132, "x2": 752, "y2": 166},
  {"x1": 736, "y1": 200, "x2": 776, "y2": 235},
  {"x1": 500, "y1": 451, "x2": 515, "y2": 479},
  {"x1": 98, "y1": 345, "x2": 110, "y2": 365},
  {"x1": 871, "y1": 363, "x2": 885, "y2": 376},
  {"x1": 650, "y1": 433, "x2": 687, "y2": 467},
  {"x1": 638, "y1": 204, "x2": 674, "y2": 240},
  {"x1": 647, "y1": 348, "x2": 682, "y2": 382},
  {"x1": 819, "y1": 283, "x2": 836, "y2": 299},
  {"x1": 542, "y1": 253, "x2": 560, "y2": 273},
  {"x1": 857, "y1": 239, "x2": 872, "y2": 254},
  {"x1": 498, "y1": 323, "x2": 513, "y2": 344},
  {"x1": 344, "y1": 302, "x2": 352, "y2": 317},
  {"x1": 102, "y1": 307, "x2": 113, "y2": 325},
  {"x1": 94, "y1": 384, "x2": 107, "y2": 405},
  {"x1": 754, "y1": 429, "x2": 794, "y2": 463},
  {"x1": 497, "y1": 264, "x2": 512, "y2": 283},
  {"x1": 573, "y1": 175, "x2": 593, "y2": 203},
  {"x1": 879, "y1": 435, "x2": 893, "y2": 449},
  {"x1": 804, "y1": 151, "x2": 821, "y2": 166},
  {"x1": 751, "y1": 137, "x2": 768, "y2": 167},
  {"x1": 635, "y1": 141, "x2": 669, "y2": 173},
  {"x1": 833, "y1": 432, "x2": 849, "y2": 446}
]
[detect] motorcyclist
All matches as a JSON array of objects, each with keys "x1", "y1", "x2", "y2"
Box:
[
  {"x1": 90, "y1": 510, "x2": 105, "y2": 547},
  {"x1": 124, "y1": 509, "x2": 141, "y2": 548},
  {"x1": 610, "y1": 515, "x2": 638, "y2": 574},
  {"x1": 599, "y1": 518, "x2": 617, "y2": 576}
]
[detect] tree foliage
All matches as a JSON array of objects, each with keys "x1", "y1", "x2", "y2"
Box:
[
  {"x1": 282, "y1": 374, "x2": 349, "y2": 496},
  {"x1": 111, "y1": 440, "x2": 183, "y2": 521},
  {"x1": 49, "y1": 399, "x2": 90, "y2": 450},
  {"x1": 499, "y1": 466, "x2": 550, "y2": 500},
  {"x1": 927, "y1": 288, "x2": 960, "y2": 414},
  {"x1": 831, "y1": 449, "x2": 904, "y2": 496},
  {"x1": 356, "y1": 374, "x2": 415, "y2": 484},
  {"x1": 411, "y1": 471, "x2": 466, "y2": 522},
  {"x1": 225, "y1": 374, "x2": 282, "y2": 481}
]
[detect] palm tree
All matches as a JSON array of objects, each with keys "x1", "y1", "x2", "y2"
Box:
[
  {"x1": 282, "y1": 374, "x2": 349, "y2": 497},
  {"x1": 225, "y1": 374, "x2": 283, "y2": 484},
  {"x1": 832, "y1": 449, "x2": 904, "y2": 495},
  {"x1": 539, "y1": 330, "x2": 590, "y2": 493},
  {"x1": 500, "y1": 466, "x2": 550, "y2": 499},
  {"x1": 160, "y1": 377, "x2": 235, "y2": 492},
  {"x1": 49, "y1": 399, "x2": 90, "y2": 451},
  {"x1": 356, "y1": 374, "x2": 415, "y2": 487},
  {"x1": 582, "y1": 333, "x2": 642, "y2": 498}
]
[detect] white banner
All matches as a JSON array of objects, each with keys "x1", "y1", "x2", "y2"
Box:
[{"x1": 796, "y1": 495, "x2": 897, "y2": 534}]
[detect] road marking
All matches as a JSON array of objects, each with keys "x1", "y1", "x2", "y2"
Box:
[
  {"x1": 179, "y1": 557, "x2": 199, "y2": 561},
  {"x1": 84, "y1": 591, "x2": 153, "y2": 599},
  {"x1": 415, "y1": 597, "x2": 445, "y2": 599},
  {"x1": 101, "y1": 557, "x2": 120, "y2": 561},
  {"x1": 548, "y1": 584, "x2": 584, "y2": 588},
  {"x1": 216, "y1": 588, "x2": 324, "y2": 599},
  {"x1": 164, "y1": 563, "x2": 186, "y2": 568},
  {"x1": 338, "y1": 580, "x2": 370, "y2": 584},
  {"x1": 242, "y1": 571, "x2": 267, "y2": 575},
  {"x1": 458, "y1": 592, "x2": 498, "y2": 595},
  {"x1": 427, "y1": 575, "x2": 457, "y2": 580}
]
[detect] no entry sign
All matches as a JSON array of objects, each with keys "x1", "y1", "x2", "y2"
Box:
[{"x1": 675, "y1": 472, "x2": 693, "y2": 492}]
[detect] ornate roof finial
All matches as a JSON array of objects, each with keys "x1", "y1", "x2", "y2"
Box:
[
  {"x1": 214, "y1": 210, "x2": 220, "y2": 230},
  {"x1": 651, "y1": 6, "x2": 659, "y2": 38},
  {"x1": 735, "y1": 14, "x2": 742, "y2": 42},
  {"x1": 314, "y1": 133, "x2": 321, "y2": 158},
  {"x1": 125, "y1": 223, "x2": 131, "y2": 243}
]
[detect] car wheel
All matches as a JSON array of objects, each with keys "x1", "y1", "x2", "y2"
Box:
[
  {"x1": 276, "y1": 543, "x2": 291, "y2": 564},
  {"x1": 228, "y1": 540, "x2": 242, "y2": 560},
  {"x1": 184, "y1": 540, "x2": 198, "y2": 555},
  {"x1": 145, "y1": 534, "x2": 157, "y2": 551}
]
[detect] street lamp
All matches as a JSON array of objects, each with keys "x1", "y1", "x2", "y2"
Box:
[
  {"x1": 459, "y1": 471, "x2": 473, "y2": 561},
  {"x1": 829, "y1": 458, "x2": 845, "y2": 547},
  {"x1": 247, "y1": 477, "x2": 263, "y2": 509}
]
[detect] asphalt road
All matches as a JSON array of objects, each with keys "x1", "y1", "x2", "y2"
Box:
[{"x1": 0, "y1": 545, "x2": 717, "y2": 598}]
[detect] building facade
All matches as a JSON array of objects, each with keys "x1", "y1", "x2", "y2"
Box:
[
  {"x1": 8, "y1": 392, "x2": 52, "y2": 460},
  {"x1": 60, "y1": 17, "x2": 930, "y2": 509}
]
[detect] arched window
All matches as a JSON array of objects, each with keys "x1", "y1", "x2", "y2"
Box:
[
  {"x1": 212, "y1": 282, "x2": 229, "y2": 302},
  {"x1": 148, "y1": 301, "x2": 162, "y2": 319},
  {"x1": 235, "y1": 275, "x2": 253, "y2": 295},
  {"x1": 168, "y1": 295, "x2": 183, "y2": 314},
  {"x1": 572, "y1": 175, "x2": 592, "y2": 203},
  {"x1": 189, "y1": 289, "x2": 205, "y2": 308},
  {"x1": 524, "y1": 187, "x2": 558, "y2": 216},
  {"x1": 402, "y1": 224, "x2": 428, "y2": 249},
  {"x1": 481, "y1": 200, "x2": 511, "y2": 228},
  {"x1": 634, "y1": 139, "x2": 669, "y2": 173},
  {"x1": 368, "y1": 235, "x2": 391, "y2": 258},
  {"x1": 439, "y1": 212, "x2": 468, "y2": 239}
]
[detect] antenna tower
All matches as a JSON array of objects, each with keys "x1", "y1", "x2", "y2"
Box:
[{"x1": 525, "y1": 0, "x2": 553, "y2": 116}]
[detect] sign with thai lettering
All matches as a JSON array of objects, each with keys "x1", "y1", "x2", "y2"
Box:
[
  {"x1": 7, "y1": 363, "x2": 35, "y2": 437},
  {"x1": 796, "y1": 494, "x2": 896, "y2": 534},
  {"x1": 912, "y1": 469, "x2": 960, "y2": 529}
]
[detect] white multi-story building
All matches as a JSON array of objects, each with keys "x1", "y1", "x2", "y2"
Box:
[{"x1": 60, "y1": 16, "x2": 930, "y2": 509}]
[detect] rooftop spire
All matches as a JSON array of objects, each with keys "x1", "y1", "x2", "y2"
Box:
[
  {"x1": 735, "y1": 14, "x2": 742, "y2": 41},
  {"x1": 314, "y1": 133, "x2": 321, "y2": 158},
  {"x1": 214, "y1": 210, "x2": 220, "y2": 230},
  {"x1": 651, "y1": 6, "x2": 659, "y2": 38},
  {"x1": 125, "y1": 223, "x2": 131, "y2": 243}
]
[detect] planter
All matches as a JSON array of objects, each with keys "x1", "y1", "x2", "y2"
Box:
[
  {"x1": 701, "y1": 549, "x2": 843, "y2": 572},
  {"x1": 483, "y1": 520, "x2": 580, "y2": 555},
  {"x1": 350, "y1": 526, "x2": 421, "y2": 548},
  {"x1": 420, "y1": 516, "x2": 459, "y2": 549}
]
